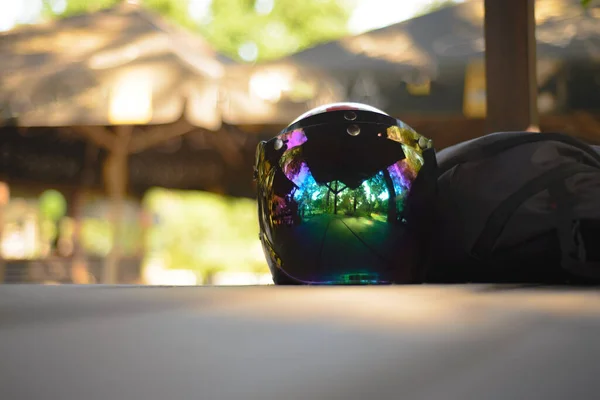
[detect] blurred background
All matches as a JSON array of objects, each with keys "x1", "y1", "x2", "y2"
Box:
[{"x1": 0, "y1": 0, "x2": 599, "y2": 285}]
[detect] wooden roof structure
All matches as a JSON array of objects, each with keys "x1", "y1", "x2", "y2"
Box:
[{"x1": 0, "y1": 2, "x2": 228, "y2": 130}]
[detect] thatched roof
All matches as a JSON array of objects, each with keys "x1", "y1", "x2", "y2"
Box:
[
  {"x1": 0, "y1": 3, "x2": 229, "y2": 130},
  {"x1": 222, "y1": 0, "x2": 600, "y2": 126},
  {"x1": 287, "y1": 0, "x2": 600, "y2": 73}
]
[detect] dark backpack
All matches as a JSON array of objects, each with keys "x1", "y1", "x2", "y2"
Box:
[{"x1": 428, "y1": 131, "x2": 600, "y2": 284}]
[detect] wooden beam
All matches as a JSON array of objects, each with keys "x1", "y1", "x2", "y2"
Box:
[
  {"x1": 128, "y1": 119, "x2": 195, "y2": 154},
  {"x1": 73, "y1": 126, "x2": 117, "y2": 152},
  {"x1": 484, "y1": 0, "x2": 538, "y2": 133},
  {"x1": 211, "y1": 127, "x2": 245, "y2": 168}
]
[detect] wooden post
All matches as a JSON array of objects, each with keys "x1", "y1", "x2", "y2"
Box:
[
  {"x1": 70, "y1": 142, "x2": 99, "y2": 284},
  {"x1": 102, "y1": 125, "x2": 132, "y2": 284},
  {"x1": 484, "y1": 0, "x2": 538, "y2": 133}
]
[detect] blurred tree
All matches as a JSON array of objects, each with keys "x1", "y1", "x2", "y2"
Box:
[
  {"x1": 203, "y1": 0, "x2": 352, "y2": 61},
  {"x1": 42, "y1": 0, "x2": 116, "y2": 17},
  {"x1": 38, "y1": 190, "x2": 67, "y2": 223},
  {"x1": 41, "y1": 0, "x2": 200, "y2": 30},
  {"x1": 38, "y1": 189, "x2": 67, "y2": 253},
  {"x1": 42, "y1": 0, "x2": 353, "y2": 62},
  {"x1": 143, "y1": 188, "x2": 268, "y2": 280},
  {"x1": 581, "y1": 0, "x2": 600, "y2": 7}
]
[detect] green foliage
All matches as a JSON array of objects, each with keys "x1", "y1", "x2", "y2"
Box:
[
  {"x1": 202, "y1": 0, "x2": 352, "y2": 61},
  {"x1": 581, "y1": 0, "x2": 600, "y2": 7},
  {"x1": 294, "y1": 172, "x2": 396, "y2": 221},
  {"x1": 81, "y1": 218, "x2": 114, "y2": 256},
  {"x1": 42, "y1": 0, "x2": 199, "y2": 29},
  {"x1": 144, "y1": 188, "x2": 267, "y2": 278},
  {"x1": 42, "y1": 0, "x2": 119, "y2": 18},
  {"x1": 42, "y1": 0, "x2": 353, "y2": 62},
  {"x1": 80, "y1": 217, "x2": 143, "y2": 257},
  {"x1": 38, "y1": 189, "x2": 67, "y2": 222},
  {"x1": 140, "y1": 0, "x2": 200, "y2": 31}
]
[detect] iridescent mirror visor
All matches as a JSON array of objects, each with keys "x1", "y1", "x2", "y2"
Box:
[{"x1": 257, "y1": 117, "x2": 430, "y2": 285}]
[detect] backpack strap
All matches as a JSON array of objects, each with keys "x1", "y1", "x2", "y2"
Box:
[
  {"x1": 549, "y1": 176, "x2": 600, "y2": 281},
  {"x1": 471, "y1": 163, "x2": 597, "y2": 261}
]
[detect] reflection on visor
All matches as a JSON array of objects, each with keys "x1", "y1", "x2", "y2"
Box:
[
  {"x1": 281, "y1": 128, "x2": 307, "y2": 149},
  {"x1": 256, "y1": 123, "x2": 426, "y2": 285},
  {"x1": 282, "y1": 159, "x2": 417, "y2": 223}
]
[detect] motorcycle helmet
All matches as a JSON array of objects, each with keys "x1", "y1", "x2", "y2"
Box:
[{"x1": 254, "y1": 102, "x2": 437, "y2": 284}]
